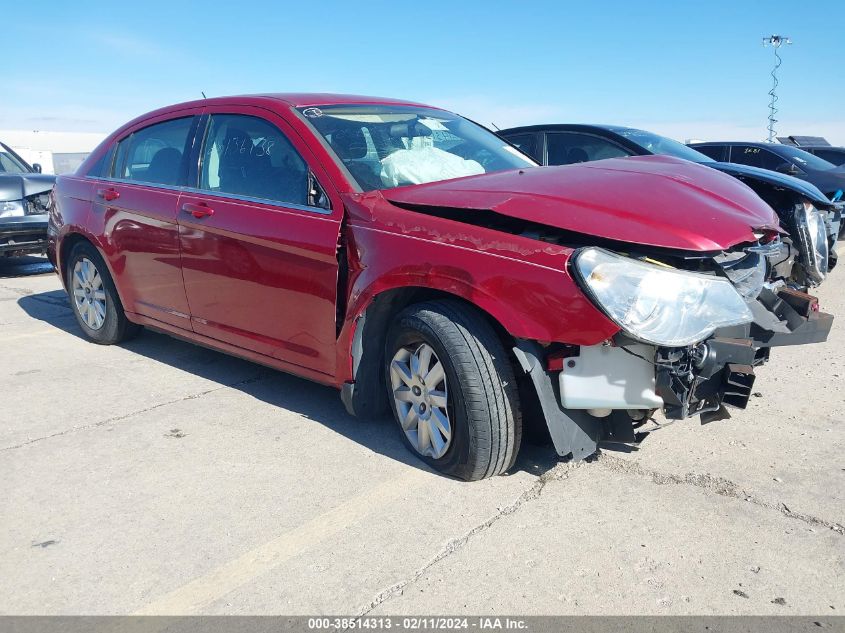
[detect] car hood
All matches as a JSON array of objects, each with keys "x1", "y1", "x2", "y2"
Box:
[
  {"x1": 709, "y1": 161, "x2": 833, "y2": 208},
  {"x1": 0, "y1": 173, "x2": 56, "y2": 202},
  {"x1": 383, "y1": 155, "x2": 780, "y2": 252}
]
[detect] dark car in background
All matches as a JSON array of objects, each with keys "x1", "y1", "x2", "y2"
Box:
[
  {"x1": 689, "y1": 141, "x2": 845, "y2": 202},
  {"x1": 499, "y1": 124, "x2": 840, "y2": 288},
  {"x1": 784, "y1": 145, "x2": 845, "y2": 167},
  {"x1": 0, "y1": 141, "x2": 54, "y2": 258},
  {"x1": 801, "y1": 147, "x2": 845, "y2": 167},
  {"x1": 777, "y1": 136, "x2": 845, "y2": 167}
]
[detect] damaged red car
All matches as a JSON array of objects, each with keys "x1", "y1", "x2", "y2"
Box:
[{"x1": 48, "y1": 94, "x2": 833, "y2": 480}]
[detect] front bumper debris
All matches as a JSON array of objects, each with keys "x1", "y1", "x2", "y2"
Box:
[
  {"x1": 513, "y1": 286, "x2": 832, "y2": 461},
  {"x1": 0, "y1": 215, "x2": 48, "y2": 256},
  {"x1": 655, "y1": 337, "x2": 757, "y2": 423}
]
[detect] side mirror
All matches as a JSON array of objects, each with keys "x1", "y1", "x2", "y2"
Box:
[
  {"x1": 32, "y1": 163, "x2": 42, "y2": 173},
  {"x1": 775, "y1": 162, "x2": 799, "y2": 175}
]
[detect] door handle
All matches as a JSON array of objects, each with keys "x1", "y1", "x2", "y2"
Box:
[
  {"x1": 96, "y1": 188, "x2": 120, "y2": 202},
  {"x1": 182, "y1": 202, "x2": 215, "y2": 219}
]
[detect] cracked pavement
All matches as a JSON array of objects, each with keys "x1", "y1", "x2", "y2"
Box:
[{"x1": 1, "y1": 255, "x2": 843, "y2": 615}]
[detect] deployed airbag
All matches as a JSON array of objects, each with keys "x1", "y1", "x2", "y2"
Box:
[{"x1": 380, "y1": 146, "x2": 484, "y2": 188}]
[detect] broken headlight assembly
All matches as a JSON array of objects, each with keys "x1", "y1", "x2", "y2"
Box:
[
  {"x1": 794, "y1": 201, "x2": 828, "y2": 286},
  {"x1": 0, "y1": 199, "x2": 25, "y2": 218},
  {"x1": 572, "y1": 247, "x2": 753, "y2": 347},
  {"x1": 23, "y1": 192, "x2": 51, "y2": 216}
]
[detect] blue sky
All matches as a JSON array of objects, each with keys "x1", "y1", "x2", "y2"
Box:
[{"x1": 6, "y1": 0, "x2": 845, "y2": 143}]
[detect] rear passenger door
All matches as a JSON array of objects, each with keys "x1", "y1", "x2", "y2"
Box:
[
  {"x1": 178, "y1": 107, "x2": 342, "y2": 376},
  {"x1": 90, "y1": 112, "x2": 201, "y2": 330},
  {"x1": 544, "y1": 132, "x2": 632, "y2": 165}
]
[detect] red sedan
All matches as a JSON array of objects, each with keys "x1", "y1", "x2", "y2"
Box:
[{"x1": 49, "y1": 94, "x2": 831, "y2": 479}]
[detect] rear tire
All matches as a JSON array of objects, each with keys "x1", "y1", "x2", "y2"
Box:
[
  {"x1": 66, "y1": 241, "x2": 140, "y2": 345},
  {"x1": 385, "y1": 300, "x2": 521, "y2": 481}
]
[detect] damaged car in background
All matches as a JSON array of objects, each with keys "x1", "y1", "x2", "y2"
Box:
[
  {"x1": 0, "y1": 141, "x2": 54, "y2": 258},
  {"x1": 498, "y1": 124, "x2": 841, "y2": 290},
  {"x1": 49, "y1": 95, "x2": 832, "y2": 480}
]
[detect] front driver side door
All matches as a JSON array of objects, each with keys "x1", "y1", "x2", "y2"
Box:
[{"x1": 178, "y1": 108, "x2": 342, "y2": 377}]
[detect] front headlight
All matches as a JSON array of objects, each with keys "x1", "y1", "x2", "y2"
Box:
[
  {"x1": 572, "y1": 247, "x2": 754, "y2": 347},
  {"x1": 795, "y1": 202, "x2": 828, "y2": 285},
  {"x1": 0, "y1": 199, "x2": 25, "y2": 219}
]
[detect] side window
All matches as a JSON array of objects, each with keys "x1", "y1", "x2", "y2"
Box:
[
  {"x1": 731, "y1": 146, "x2": 783, "y2": 170},
  {"x1": 502, "y1": 133, "x2": 540, "y2": 162},
  {"x1": 545, "y1": 132, "x2": 631, "y2": 166},
  {"x1": 692, "y1": 145, "x2": 725, "y2": 161},
  {"x1": 113, "y1": 117, "x2": 194, "y2": 186},
  {"x1": 86, "y1": 146, "x2": 114, "y2": 178},
  {"x1": 814, "y1": 149, "x2": 845, "y2": 166},
  {"x1": 199, "y1": 114, "x2": 309, "y2": 207}
]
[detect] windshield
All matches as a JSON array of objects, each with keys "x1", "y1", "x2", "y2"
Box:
[
  {"x1": 776, "y1": 145, "x2": 837, "y2": 171},
  {"x1": 616, "y1": 128, "x2": 714, "y2": 163},
  {"x1": 298, "y1": 104, "x2": 537, "y2": 191},
  {"x1": 0, "y1": 145, "x2": 31, "y2": 174}
]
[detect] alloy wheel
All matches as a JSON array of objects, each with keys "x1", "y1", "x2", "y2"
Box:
[
  {"x1": 72, "y1": 257, "x2": 107, "y2": 330},
  {"x1": 389, "y1": 342, "x2": 452, "y2": 459}
]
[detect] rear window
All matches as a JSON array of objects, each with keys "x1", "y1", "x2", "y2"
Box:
[
  {"x1": 113, "y1": 117, "x2": 195, "y2": 186},
  {"x1": 814, "y1": 149, "x2": 845, "y2": 166}
]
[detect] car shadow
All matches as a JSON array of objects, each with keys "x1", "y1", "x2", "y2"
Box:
[
  {"x1": 0, "y1": 255, "x2": 54, "y2": 278},
  {"x1": 17, "y1": 290, "x2": 565, "y2": 480}
]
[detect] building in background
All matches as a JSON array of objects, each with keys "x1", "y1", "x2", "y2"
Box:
[{"x1": 0, "y1": 130, "x2": 106, "y2": 174}]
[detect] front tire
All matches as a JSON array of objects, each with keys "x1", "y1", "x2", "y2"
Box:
[
  {"x1": 385, "y1": 300, "x2": 521, "y2": 481},
  {"x1": 66, "y1": 241, "x2": 140, "y2": 344}
]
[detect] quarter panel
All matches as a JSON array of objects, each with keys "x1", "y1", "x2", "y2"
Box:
[{"x1": 50, "y1": 176, "x2": 95, "y2": 281}]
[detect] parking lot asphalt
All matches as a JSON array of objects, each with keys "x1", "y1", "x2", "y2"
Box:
[{"x1": 1, "y1": 255, "x2": 843, "y2": 615}]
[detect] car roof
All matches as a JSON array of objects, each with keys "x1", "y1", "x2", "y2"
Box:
[
  {"x1": 118, "y1": 93, "x2": 444, "y2": 132},
  {"x1": 690, "y1": 141, "x2": 781, "y2": 148},
  {"x1": 802, "y1": 145, "x2": 845, "y2": 151},
  {"x1": 498, "y1": 123, "x2": 628, "y2": 134}
]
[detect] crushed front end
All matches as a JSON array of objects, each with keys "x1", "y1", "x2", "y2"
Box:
[
  {"x1": 513, "y1": 243, "x2": 833, "y2": 461},
  {"x1": 0, "y1": 185, "x2": 52, "y2": 257}
]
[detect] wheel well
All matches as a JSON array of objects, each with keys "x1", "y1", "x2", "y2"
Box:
[
  {"x1": 344, "y1": 286, "x2": 520, "y2": 419},
  {"x1": 57, "y1": 233, "x2": 93, "y2": 289}
]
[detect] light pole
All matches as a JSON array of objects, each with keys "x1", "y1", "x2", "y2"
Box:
[{"x1": 763, "y1": 34, "x2": 792, "y2": 143}]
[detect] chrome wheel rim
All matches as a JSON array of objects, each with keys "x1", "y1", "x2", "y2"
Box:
[
  {"x1": 390, "y1": 342, "x2": 451, "y2": 459},
  {"x1": 72, "y1": 257, "x2": 107, "y2": 331}
]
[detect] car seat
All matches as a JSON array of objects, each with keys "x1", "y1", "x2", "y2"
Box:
[
  {"x1": 330, "y1": 128, "x2": 382, "y2": 190},
  {"x1": 145, "y1": 147, "x2": 183, "y2": 185}
]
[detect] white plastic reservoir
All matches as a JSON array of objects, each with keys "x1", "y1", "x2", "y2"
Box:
[{"x1": 559, "y1": 344, "x2": 664, "y2": 410}]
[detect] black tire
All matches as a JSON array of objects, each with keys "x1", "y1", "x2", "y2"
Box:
[
  {"x1": 385, "y1": 300, "x2": 522, "y2": 481},
  {"x1": 65, "y1": 241, "x2": 140, "y2": 344}
]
